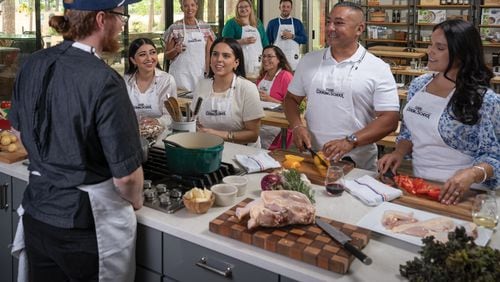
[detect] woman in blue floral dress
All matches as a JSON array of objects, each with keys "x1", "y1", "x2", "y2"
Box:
[{"x1": 378, "y1": 19, "x2": 499, "y2": 205}]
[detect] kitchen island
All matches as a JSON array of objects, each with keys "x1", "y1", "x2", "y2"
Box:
[{"x1": 1, "y1": 143, "x2": 498, "y2": 282}]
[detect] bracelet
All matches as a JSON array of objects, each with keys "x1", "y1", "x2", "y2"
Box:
[
  {"x1": 291, "y1": 125, "x2": 305, "y2": 132},
  {"x1": 227, "y1": 131, "x2": 234, "y2": 142},
  {"x1": 472, "y1": 165, "x2": 488, "y2": 183}
]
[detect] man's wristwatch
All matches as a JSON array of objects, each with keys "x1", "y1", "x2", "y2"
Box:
[{"x1": 346, "y1": 133, "x2": 358, "y2": 148}]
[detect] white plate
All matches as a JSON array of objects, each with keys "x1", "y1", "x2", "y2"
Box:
[{"x1": 357, "y1": 202, "x2": 493, "y2": 247}]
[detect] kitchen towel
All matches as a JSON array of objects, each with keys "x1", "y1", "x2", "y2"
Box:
[
  {"x1": 234, "y1": 151, "x2": 281, "y2": 173},
  {"x1": 345, "y1": 175, "x2": 402, "y2": 206}
]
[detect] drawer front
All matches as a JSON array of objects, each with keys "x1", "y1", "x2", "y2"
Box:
[
  {"x1": 135, "y1": 265, "x2": 163, "y2": 282},
  {"x1": 163, "y1": 233, "x2": 279, "y2": 282},
  {"x1": 137, "y1": 224, "x2": 163, "y2": 273}
]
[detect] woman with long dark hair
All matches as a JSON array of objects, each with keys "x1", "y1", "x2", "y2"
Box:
[
  {"x1": 191, "y1": 37, "x2": 265, "y2": 147},
  {"x1": 256, "y1": 45, "x2": 294, "y2": 149},
  {"x1": 379, "y1": 19, "x2": 499, "y2": 205},
  {"x1": 124, "y1": 38, "x2": 176, "y2": 139}
]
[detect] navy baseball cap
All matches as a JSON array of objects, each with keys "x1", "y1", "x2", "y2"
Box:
[{"x1": 63, "y1": 0, "x2": 141, "y2": 11}]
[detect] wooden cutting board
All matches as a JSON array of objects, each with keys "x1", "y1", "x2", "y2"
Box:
[
  {"x1": 392, "y1": 187, "x2": 479, "y2": 221},
  {"x1": 0, "y1": 142, "x2": 28, "y2": 163},
  {"x1": 268, "y1": 149, "x2": 354, "y2": 185},
  {"x1": 209, "y1": 198, "x2": 371, "y2": 274}
]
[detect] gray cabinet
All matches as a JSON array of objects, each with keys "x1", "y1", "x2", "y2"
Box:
[
  {"x1": 0, "y1": 173, "x2": 27, "y2": 282},
  {"x1": 162, "y1": 233, "x2": 279, "y2": 282}
]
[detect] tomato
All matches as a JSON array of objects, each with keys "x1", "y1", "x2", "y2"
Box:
[
  {"x1": 412, "y1": 178, "x2": 427, "y2": 190},
  {"x1": 394, "y1": 175, "x2": 415, "y2": 194},
  {"x1": 427, "y1": 188, "x2": 441, "y2": 201}
]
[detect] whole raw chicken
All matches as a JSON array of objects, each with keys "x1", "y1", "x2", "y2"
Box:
[{"x1": 235, "y1": 190, "x2": 316, "y2": 229}]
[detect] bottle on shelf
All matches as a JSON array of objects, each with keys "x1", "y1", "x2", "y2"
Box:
[
  {"x1": 463, "y1": 0, "x2": 469, "y2": 4},
  {"x1": 392, "y1": 9, "x2": 397, "y2": 23},
  {"x1": 458, "y1": 0, "x2": 463, "y2": 4},
  {"x1": 440, "y1": 0, "x2": 447, "y2": 4},
  {"x1": 396, "y1": 10, "x2": 401, "y2": 23},
  {"x1": 446, "y1": 0, "x2": 452, "y2": 4}
]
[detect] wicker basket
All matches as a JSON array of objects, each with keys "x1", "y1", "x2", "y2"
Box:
[
  {"x1": 370, "y1": 11, "x2": 386, "y2": 22},
  {"x1": 394, "y1": 31, "x2": 407, "y2": 41}
]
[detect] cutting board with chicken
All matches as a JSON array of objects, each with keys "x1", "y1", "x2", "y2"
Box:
[
  {"x1": 268, "y1": 149, "x2": 354, "y2": 185},
  {"x1": 209, "y1": 198, "x2": 371, "y2": 274},
  {"x1": 386, "y1": 175, "x2": 479, "y2": 221}
]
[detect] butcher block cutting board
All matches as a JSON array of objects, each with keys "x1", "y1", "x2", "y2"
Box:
[
  {"x1": 209, "y1": 198, "x2": 371, "y2": 274},
  {"x1": 268, "y1": 149, "x2": 354, "y2": 185},
  {"x1": 392, "y1": 188, "x2": 479, "y2": 221},
  {"x1": 0, "y1": 142, "x2": 28, "y2": 163}
]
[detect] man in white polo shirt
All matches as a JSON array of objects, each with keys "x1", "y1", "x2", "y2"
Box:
[{"x1": 284, "y1": 1, "x2": 400, "y2": 170}]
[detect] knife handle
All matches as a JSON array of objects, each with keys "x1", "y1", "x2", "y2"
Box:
[{"x1": 344, "y1": 242, "x2": 372, "y2": 265}]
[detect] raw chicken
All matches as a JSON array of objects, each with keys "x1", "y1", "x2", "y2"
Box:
[
  {"x1": 381, "y1": 210, "x2": 418, "y2": 229},
  {"x1": 381, "y1": 210, "x2": 478, "y2": 242},
  {"x1": 236, "y1": 190, "x2": 316, "y2": 229}
]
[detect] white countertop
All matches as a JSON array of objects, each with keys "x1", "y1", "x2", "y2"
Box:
[{"x1": 4, "y1": 143, "x2": 499, "y2": 282}]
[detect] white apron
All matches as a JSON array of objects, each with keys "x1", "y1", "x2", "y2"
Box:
[
  {"x1": 169, "y1": 19, "x2": 206, "y2": 91},
  {"x1": 257, "y1": 71, "x2": 281, "y2": 149},
  {"x1": 241, "y1": 25, "x2": 263, "y2": 76},
  {"x1": 199, "y1": 75, "x2": 260, "y2": 147},
  {"x1": 403, "y1": 81, "x2": 485, "y2": 188},
  {"x1": 306, "y1": 48, "x2": 377, "y2": 170},
  {"x1": 129, "y1": 77, "x2": 163, "y2": 118},
  {"x1": 274, "y1": 18, "x2": 300, "y2": 70},
  {"x1": 78, "y1": 179, "x2": 137, "y2": 282}
]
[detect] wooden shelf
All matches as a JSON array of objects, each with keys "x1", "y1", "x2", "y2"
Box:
[
  {"x1": 367, "y1": 4, "x2": 409, "y2": 8},
  {"x1": 481, "y1": 5, "x2": 500, "y2": 8},
  {"x1": 415, "y1": 40, "x2": 431, "y2": 44},
  {"x1": 482, "y1": 42, "x2": 500, "y2": 48},
  {"x1": 363, "y1": 38, "x2": 408, "y2": 43},
  {"x1": 367, "y1": 21, "x2": 409, "y2": 26},
  {"x1": 417, "y1": 5, "x2": 471, "y2": 8},
  {"x1": 417, "y1": 23, "x2": 439, "y2": 26}
]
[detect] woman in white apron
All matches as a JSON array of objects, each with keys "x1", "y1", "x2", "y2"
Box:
[
  {"x1": 256, "y1": 46, "x2": 294, "y2": 149},
  {"x1": 378, "y1": 19, "x2": 499, "y2": 205},
  {"x1": 191, "y1": 37, "x2": 265, "y2": 147},
  {"x1": 124, "y1": 38, "x2": 177, "y2": 142},
  {"x1": 164, "y1": 0, "x2": 215, "y2": 91},
  {"x1": 222, "y1": 0, "x2": 269, "y2": 77}
]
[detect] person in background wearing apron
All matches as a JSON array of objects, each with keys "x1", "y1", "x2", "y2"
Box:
[
  {"x1": 163, "y1": 0, "x2": 215, "y2": 92},
  {"x1": 266, "y1": 0, "x2": 308, "y2": 71},
  {"x1": 191, "y1": 37, "x2": 265, "y2": 147},
  {"x1": 9, "y1": 1, "x2": 144, "y2": 281},
  {"x1": 379, "y1": 19, "x2": 499, "y2": 205},
  {"x1": 284, "y1": 2, "x2": 400, "y2": 171},
  {"x1": 222, "y1": 0, "x2": 269, "y2": 78},
  {"x1": 256, "y1": 45, "x2": 294, "y2": 150},
  {"x1": 124, "y1": 38, "x2": 177, "y2": 142}
]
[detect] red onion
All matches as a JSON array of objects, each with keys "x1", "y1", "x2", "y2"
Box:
[{"x1": 260, "y1": 174, "x2": 281, "y2": 191}]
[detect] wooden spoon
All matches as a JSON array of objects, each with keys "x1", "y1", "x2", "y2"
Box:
[
  {"x1": 164, "y1": 100, "x2": 179, "y2": 122},
  {"x1": 168, "y1": 97, "x2": 182, "y2": 121}
]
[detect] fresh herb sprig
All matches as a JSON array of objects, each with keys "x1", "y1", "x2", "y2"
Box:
[
  {"x1": 400, "y1": 227, "x2": 500, "y2": 282},
  {"x1": 281, "y1": 169, "x2": 315, "y2": 203}
]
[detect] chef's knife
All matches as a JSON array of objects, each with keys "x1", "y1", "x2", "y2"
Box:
[
  {"x1": 192, "y1": 97, "x2": 203, "y2": 121},
  {"x1": 305, "y1": 146, "x2": 329, "y2": 167},
  {"x1": 315, "y1": 217, "x2": 372, "y2": 265}
]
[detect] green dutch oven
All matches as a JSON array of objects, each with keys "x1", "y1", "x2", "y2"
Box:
[{"x1": 163, "y1": 132, "x2": 224, "y2": 175}]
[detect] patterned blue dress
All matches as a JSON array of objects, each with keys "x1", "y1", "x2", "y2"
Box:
[{"x1": 397, "y1": 73, "x2": 499, "y2": 189}]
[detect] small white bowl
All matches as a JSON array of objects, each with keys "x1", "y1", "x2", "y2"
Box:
[
  {"x1": 222, "y1": 175, "x2": 248, "y2": 197},
  {"x1": 211, "y1": 184, "x2": 237, "y2": 207}
]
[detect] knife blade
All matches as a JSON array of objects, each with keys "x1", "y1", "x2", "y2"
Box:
[
  {"x1": 315, "y1": 217, "x2": 372, "y2": 265},
  {"x1": 306, "y1": 146, "x2": 329, "y2": 167}
]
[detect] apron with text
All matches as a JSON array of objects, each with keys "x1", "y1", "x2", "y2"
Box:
[
  {"x1": 130, "y1": 77, "x2": 163, "y2": 118},
  {"x1": 241, "y1": 25, "x2": 263, "y2": 76},
  {"x1": 403, "y1": 82, "x2": 484, "y2": 187},
  {"x1": 169, "y1": 19, "x2": 206, "y2": 91},
  {"x1": 306, "y1": 49, "x2": 377, "y2": 170},
  {"x1": 257, "y1": 72, "x2": 280, "y2": 149},
  {"x1": 198, "y1": 75, "x2": 260, "y2": 147},
  {"x1": 274, "y1": 18, "x2": 300, "y2": 70},
  {"x1": 78, "y1": 179, "x2": 137, "y2": 282}
]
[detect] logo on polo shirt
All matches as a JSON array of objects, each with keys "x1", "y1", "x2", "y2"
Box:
[
  {"x1": 406, "y1": 106, "x2": 431, "y2": 119},
  {"x1": 315, "y1": 87, "x2": 344, "y2": 99},
  {"x1": 205, "y1": 110, "x2": 226, "y2": 116}
]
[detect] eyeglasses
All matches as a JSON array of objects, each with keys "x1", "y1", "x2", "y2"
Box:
[
  {"x1": 107, "y1": 11, "x2": 130, "y2": 24},
  {"x1": 261, "y1": 55, "x2": 277, "y2": 59}
]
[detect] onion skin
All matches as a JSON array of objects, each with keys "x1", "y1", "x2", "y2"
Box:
[{"x1": 261, "y1": 174, "x2": 281, "y2": 191}]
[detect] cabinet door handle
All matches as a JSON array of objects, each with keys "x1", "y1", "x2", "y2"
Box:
[
  {"x1": 196, "y1": 256, "x2": 232, "y2": 278},
  {"x1": 0, "y1": 182, "x2": 8, "y2": 210}
]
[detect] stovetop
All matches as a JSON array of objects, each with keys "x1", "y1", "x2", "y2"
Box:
[{"x1": 142, "y1": 146, "x2": 242, "y2": 213}]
